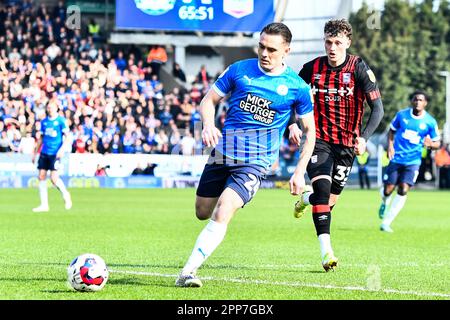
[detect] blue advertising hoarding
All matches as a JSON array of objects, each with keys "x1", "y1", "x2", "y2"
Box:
[{"x1": 116, "y1": 0, "x2": 274, "y2": 33}]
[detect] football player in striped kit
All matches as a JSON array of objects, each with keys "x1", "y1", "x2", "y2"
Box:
[{"x1": 289, "y1": 19, "x2": 384, "y2": 271}]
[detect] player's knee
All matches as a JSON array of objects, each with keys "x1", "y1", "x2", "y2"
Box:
[
  {"x1": 383, "y1": 184, "x2": 395, "y2": 197},
  {"x1": 329, "y1": 194, "x2": 339, "y2": 207},
  {"x1": 211, "y1": 200, "x2": 237, "y2": 224},
  {"x1": 195, "y1": 203, "x2": 212, "y2": 220},
  {"x1": 397, "y1": 184, "x2": 409, "y2": 196},
  {"x1": 311, "y1": 178, "x2": 332, "y2": 205}
]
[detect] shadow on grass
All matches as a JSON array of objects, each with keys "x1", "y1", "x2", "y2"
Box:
[{"x1": 41, "y1": 289, "x2": 73, "y2": 294}]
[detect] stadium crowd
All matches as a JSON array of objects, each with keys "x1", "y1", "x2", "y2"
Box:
[{"x1": 0, "y1": 0, "x2": 215, "y2": 156}]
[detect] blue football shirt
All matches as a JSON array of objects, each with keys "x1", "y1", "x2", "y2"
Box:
[
  {"x1": 390, "y1": 108, "x2": 440, "y2": 165},
  {"x1": 40, "y1": 115, "x2": 69, "y2": 155},
  {"x1": 212, "y1": 58, "x2": 313, "y2": 170}
]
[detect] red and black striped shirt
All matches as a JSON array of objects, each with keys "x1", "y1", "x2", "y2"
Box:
[{"x1": 299, "y1": 55, "x2": 381, "y2": 147}]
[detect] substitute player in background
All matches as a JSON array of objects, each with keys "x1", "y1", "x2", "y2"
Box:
[
  {"x1": 378, "y1": 91, "x2": 440, "y2": 232},
  {"x1": 176, "y1": 22, "x2": 316, "y2": 287},
  {"x1": 32, "y1": 100, "x2": 72, "y2": 212},
  {"x1": 288, "y1": 19, "x2": 384, "y2": 271}
]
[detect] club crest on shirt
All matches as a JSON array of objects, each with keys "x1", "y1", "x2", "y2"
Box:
[
  {"x1": 419, "y1": 123, "x2": 427, "y2": 130},
  {"x1": 342, "y1": 73, "x2": 351, "y2": 84},
  {"x1": 314, "y1": 74, "x2": 321, "y2": 80},
  {"x1": 276, "y1": 84, "x2": 288, "y2": 96}
]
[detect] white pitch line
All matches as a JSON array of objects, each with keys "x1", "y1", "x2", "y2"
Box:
[
  {"x1": 207, "y1": 262, "x2": 446, "y2": 269},
  {"x1": 110, "y1": 269, "x2": 450, "y2": 298}
]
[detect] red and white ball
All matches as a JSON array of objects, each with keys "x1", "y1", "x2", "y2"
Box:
[{"x1": 67, "y1": 253, "x2": 109, "y2": 292}]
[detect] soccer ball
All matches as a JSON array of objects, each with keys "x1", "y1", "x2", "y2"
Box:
[{"x1": 67, "y1": 253, "x2": 109, "y2": 292}]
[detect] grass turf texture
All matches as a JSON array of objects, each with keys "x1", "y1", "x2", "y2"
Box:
[{"x1": 0, "y1": 188, "x2": 448, "y2": 300}]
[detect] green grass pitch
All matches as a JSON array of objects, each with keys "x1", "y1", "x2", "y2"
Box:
[{"x1": 0, "y1": 188, "x2": 448, "y2": 300}]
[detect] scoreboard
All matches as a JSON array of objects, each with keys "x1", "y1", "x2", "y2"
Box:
[{"x1": 116, "y1": 0, "x2": 275, "y2": 33}]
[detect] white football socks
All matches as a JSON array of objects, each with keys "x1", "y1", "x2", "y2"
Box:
[
  {"x1": 182, "y1": 219, "x2": 228, "y2": 275},
  {"x1": 382, "y1": 194, "x2": 407, "y2": 226},
  {"x1": 380, "y1": 187, "x2": 392, "y2": 206},
  {"x1": 303, "y1": 191, "x2": 313, "y2": 205},
  {"x1": 318, "y1": 233, "x2": 333, "y2": 259},
  {"x1": 54, "y1": 178, "x2": 70, "y2": 199},
  {"x1": 38, "y1": 180, "x2": 48, "y2": 208}
]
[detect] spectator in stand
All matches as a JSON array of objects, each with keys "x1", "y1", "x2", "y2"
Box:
[
  {"x1": 115, "y1": 50, "x2": 127, "y2": 73},
  {"x1": 18, "y1": 130, "x2": 35, "y2": 154},
  {"x1": 180, "y1": 130, "x2": 195, "y2": 156},
  {"x1": 111, "y1": 133, "x2": 122, "y2": 154},
  {"x1": 158, "y1": 105, "x2": 173, "y2": 129},
  {"x1": 195, "y1": 64, "x2": 212, "y2": 88},
  {"x1": 146, "y1": 45, "x2": 167, "y2": 79},
  {"x1": 53, "y1": 1, "x2": 66, "y2": 21},
  {"x1": 172, "y1": 62, "x2": 186, "y2": 83},
  {"x1": 144, "y1": 162, "x2": 157, "y2": 175},
  {"x1": 95, "y1": 164, "x2": 108, "y2": 176},
  {"x1": 88, "y1": 19, "x2": 101, "y2": 43},
  {"x1": 154, "y1": 129, "x2": 169, "y2": 154},
  {"x1": 190, "y1": 84, "x2": 202, "y2": 104},
  {"x1": 0, "y1": 1, "x2": 217, "y2": 157},
  {"x1": 131, "y1": 163, "x2": 145, "y2": 175},
  {"x1": 0, "y1": 130, "x2": 11, "y2": 152},
  {"x1": 45, "y1": 41, "x2": 61, "y2": 62}
]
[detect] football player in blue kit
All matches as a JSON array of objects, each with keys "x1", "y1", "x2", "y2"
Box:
[
  {"x1": 32, "y1": 100, "x2": 72, "y2": 212},
  {"x1": 379, "y1": 91, "x2": 440, "y2": 232},
  {"x1": 176, "y1": 22, "x2": 316, "y2": 287}
]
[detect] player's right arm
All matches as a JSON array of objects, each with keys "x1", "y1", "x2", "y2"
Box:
[
  {"x1": 200, "y1": 63, "x2": 238, "y2": 148},
  {"x1": 290, "y1": 112, "x2": 316, "y2": 195},
  {"x1": 289, "y1": 80, "x2": 315, "y2": 196},
  {"x1": 199, "y1": 88, "x2": 223, "y2": 148},
  {"x1": 32, "y1": 133, "x2": 42, "y2": 164},
  {"x1": 289, "y1": 61, "x2": 315, "y2": 145},
  {"x1": 387, "y1": 113, "x2": 400, "y2": 160},
  {"x1": 387, "y1": 129, "x2": 395, "y2": 160},
  {"x1": 355, "y1": 59, "x2": 384, "y2": 155}
]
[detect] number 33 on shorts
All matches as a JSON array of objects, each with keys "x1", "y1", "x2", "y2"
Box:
[{"x1": 333, "y1": 165, "x2": 352, "y2": 187}]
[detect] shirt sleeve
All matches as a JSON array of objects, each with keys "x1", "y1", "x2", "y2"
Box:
[
  {"x1": 390, "y1": 113, "x2": 401, "y2": 131},
  {"x1": 294, "y1": 83, "x2": 314, "y2": 118},
  {"x1": 355, "y1": 58, "x2": 381, "y2": 101},
  {"x1": 212, "y1": 62, "x2": 237, "y2": 97},
  {"x1": 60, "y1": 117, "x2": 69, "y2": 134},
  {"x1": 428, "y1": 119, "x2": 440, "y2": 141},
  {"x1": 298, "y1": 60, "x2": 314, "y2": 85}
]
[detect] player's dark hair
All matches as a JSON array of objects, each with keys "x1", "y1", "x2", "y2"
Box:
[
  {"x1": 324, "y1": 19, "x2": 353, "y2": 40},
  {"x1": 261, "y1": 22, "x2": 292, "y2": 44},
  {"x1": 410, "y1": 90, "x2": 429, "y2": 102}
]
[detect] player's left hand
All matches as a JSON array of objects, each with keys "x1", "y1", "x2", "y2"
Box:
[
  {"x1": 354, "y1": 137, "x2": 366, "y2": 155},
  {"x1": 288, "y1": 123, "x2": 303, "y2": 146},
  {"x1": 424, "y1": 136, "x2": 432, "y2": 148},
  {"x1": 289, "y1": 170, "x2": 305, "y2": 196},
  {"x1": 56, "y1": 150, "x2": 63, "y2": 159}
]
